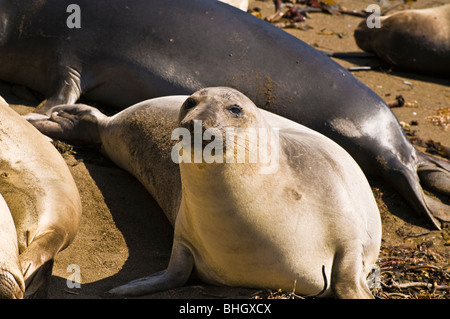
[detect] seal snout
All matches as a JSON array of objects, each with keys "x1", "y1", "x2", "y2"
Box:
[
  {"x1": 180, "y1": 115, "x2": 219, "y2": 151},
  {"x1": 179, "y1": 98, "x2": 217, "y2": 134},
  {"x1": 0, "y1": 269, "x2": 24, "y2": 299},
  {"x1": 182, "y1": 97, "x2": 197, "y2": 111}
]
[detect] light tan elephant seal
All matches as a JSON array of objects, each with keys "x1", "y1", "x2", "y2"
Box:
[
  {"x1": 0, "y1": 96, "x2": 82, "y2": 298},
  {"x1": 27, "y1": 87, "x2": 382, "y2": 298}
]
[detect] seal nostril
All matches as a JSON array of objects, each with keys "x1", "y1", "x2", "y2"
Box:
[
  {"x1": 180, "y1": 119, "x2": 195, "y2": 133},
  {"x1": 183, "y1": 98, "x2": 197, "y2": 110}
]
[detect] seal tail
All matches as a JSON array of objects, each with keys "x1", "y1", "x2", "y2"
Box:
[
  {"x1": 377, "y1": 153, "x2": 445, "y2": 230},
  {"x1": 24, "y1": 104, "x2": 106, "y2": 146}
]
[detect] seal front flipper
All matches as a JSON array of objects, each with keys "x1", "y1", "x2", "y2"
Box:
[
  {"x1": 108, "y1": 241, "x2": 194, "y2": 297},
  {"x1": 35, "y1": 66, "x2": 83, "y2": 116},
  {"x1": 25, "y1": 104, "x2": 106, "y2": 146}
]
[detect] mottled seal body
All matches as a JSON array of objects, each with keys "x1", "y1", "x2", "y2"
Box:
[
  {"x1": 0, "y1": 193, "x2": 24, "y2": 299},
  {"x1": 28, "y1": 87, "x2": 382, "y2": 298},
  {"x1": 355, "y1": 5, "x2": 450, "y2": 76},
  {"x1": 0, "y1": 96, "x2": 82, "y2": 297},
  {"x1": 1, "y1": 0, "x2": 449, "y2": 227}
]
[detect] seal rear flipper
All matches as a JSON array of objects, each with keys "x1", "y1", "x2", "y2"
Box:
[
  {"x1": 22, "y1": 260, "x2": 53, "y2": 299},
  {"x1": 108, "y1": 241, "x2": 194, "y2": 297},
  {"x1": 380, "y1": 156, "x2": 443, "y2": 230},
  {"x1": 423, "y1": 195, "x2": 450, "y2": 222},
  {"x1": 417, "y1": 152, "x2": 450, "y2": 197},
  {"x1": 416, "y1": 153, "x2": 450, "y2": 223},
  {"x1": 25, "y1": 104, "x2": 105, "y2": 146},
  {"x1": 19, "y1": 229, "x2": 67, "y2": 298}
]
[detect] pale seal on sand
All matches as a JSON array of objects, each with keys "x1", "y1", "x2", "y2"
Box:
[
  {"x1": 28, "y1": 87, "x2": 382, "y2": 298},
  {"x1": 0, "y1": 96, "x2": 82, "y2": 298},
  {"x1": 0, "y1": 193, "x2": 24, "y2": 299}
]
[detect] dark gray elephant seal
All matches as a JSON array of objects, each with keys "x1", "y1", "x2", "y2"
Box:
[
  {"x1": 355, "y1": 5, "x2": 450, "y2": 76},
  {"x1": 27, "y1": 87, "x2": 382, "y2": 298},
  {"x1": 0, "y1": 96, "x2": 82, "y2": 298},
  {"x1": 1, "y1": 0, "x2": 449, "y2": 228},
  {"x1": 0, "y1": 193, "x2": 24, "y2": 299}
]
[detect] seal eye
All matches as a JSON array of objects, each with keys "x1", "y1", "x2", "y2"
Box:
[
  {"x1": 227, "y1": 105, "x2": 243, "y2": 116},
  {"x1": 183, "y1": 98, "x2": 197, "y2": 110}
]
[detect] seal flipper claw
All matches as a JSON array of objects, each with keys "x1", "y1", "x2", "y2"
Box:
[
  {"x1": 108, "y1": 242, "x2": 194, "y2": 297},
  {"x1": 25, "y1": 104, "x2": 105, "y2": 146}
]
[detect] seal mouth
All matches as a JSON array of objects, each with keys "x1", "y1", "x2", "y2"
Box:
[
  {"x1": 177, "y1": 119, "x2": 228, "y2": 163},
  {"x1": 0, "y1": 269, "x2": 24, "y2": 299}
]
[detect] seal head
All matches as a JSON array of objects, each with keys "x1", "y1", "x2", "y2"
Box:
[{"x1": 177, "y1": 87, "x2": 278, "y2": 172}]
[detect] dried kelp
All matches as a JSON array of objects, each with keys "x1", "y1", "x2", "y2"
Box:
[{"x1": 373, "y1": 244, "x2": 450, "y2": 299}]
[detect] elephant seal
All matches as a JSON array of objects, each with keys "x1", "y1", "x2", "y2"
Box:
[
  {"x1": 0, "y1": 193, "x2": 24, "y2": 299},
  {"x1": 0, "y1": 96, "x2": 82, "y2": 298},
  {"x1": 1, "y1": 0, "x2": 449, "y2": 228},
  {"x1": 28, "y1": 87, "x2": 382, "y2": 298},
  {"x1": 354, "y1": 5, "x2": 450, "y2": 76},
  {"x1": 220, "y1": 0, "x2": 248, "y2": 11}
]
